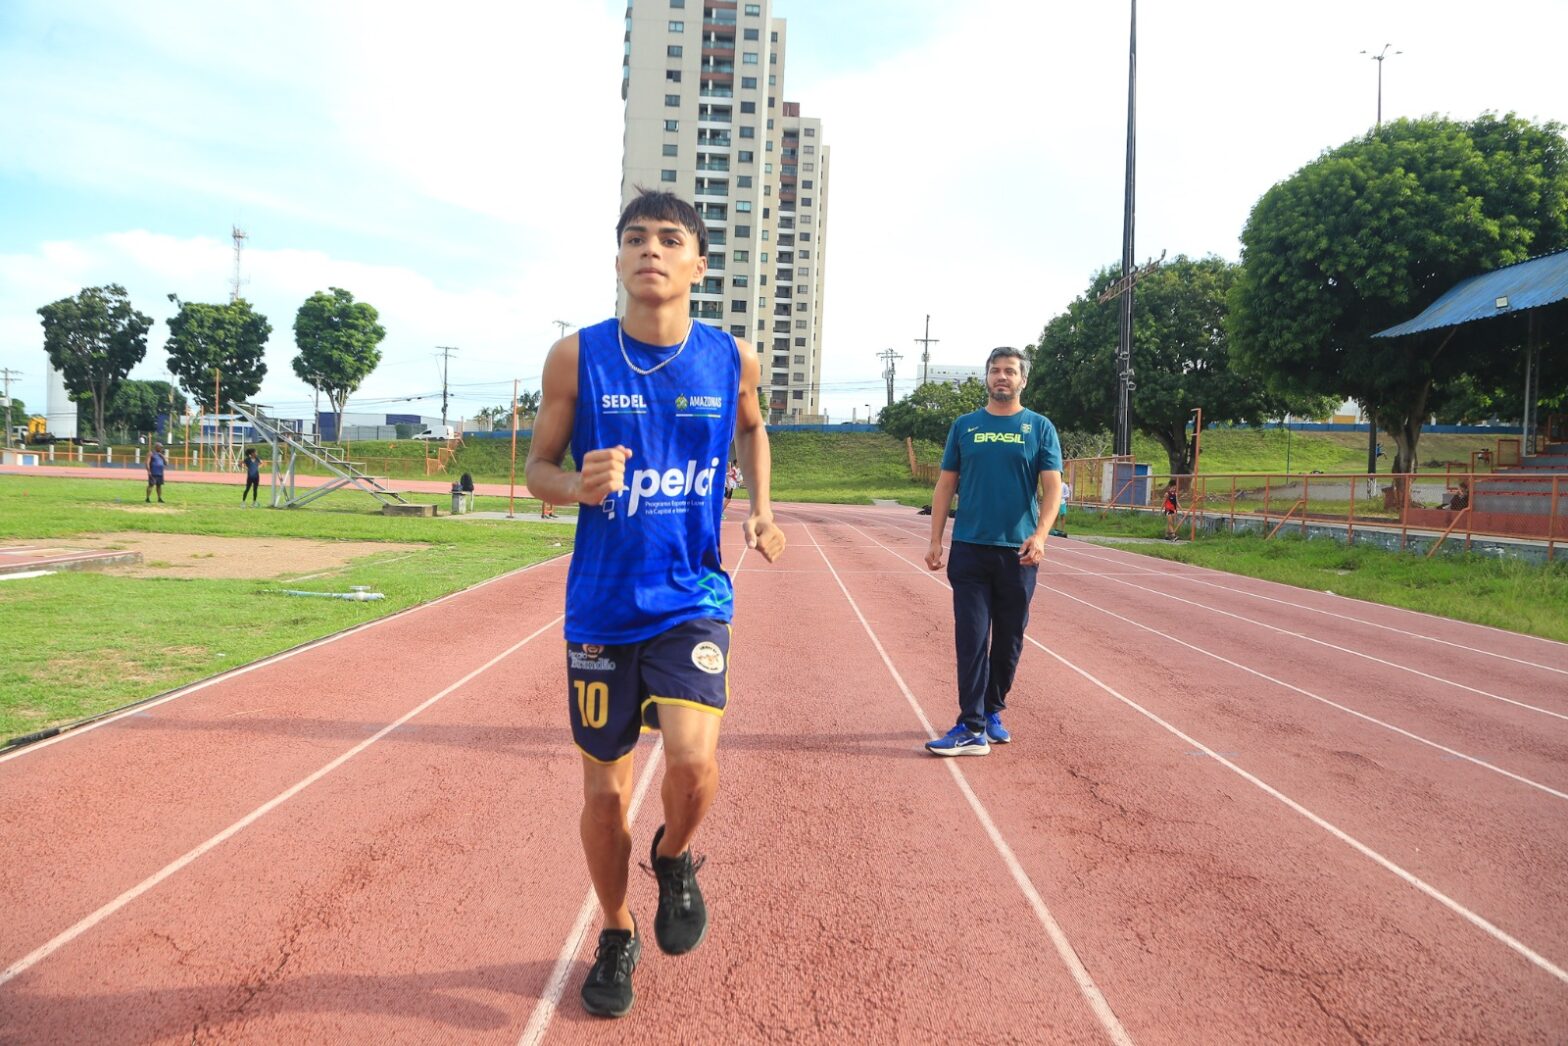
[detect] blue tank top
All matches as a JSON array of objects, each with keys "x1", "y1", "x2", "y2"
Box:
[{"x1": 564, "y1": 317, "x2": 739, "y2": 644}]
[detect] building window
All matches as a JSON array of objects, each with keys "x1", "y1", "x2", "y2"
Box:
[
  {"x1": 665, "y1": 94, "x2": 681, "y2": 106},
  {"x1": 805, "y1": 127, "x2": 816, "y2": 137},
  {"x1": 801, "y1": 197, "x2": 812, "y2": 207},
  {"x1": 801, "y1": 179, "x2": 812, "y2": 189},
  {"x1": 759, "y1": 297, "x2": 768, "y2": 308},
  {"x1": 803, "y1": 162, "x2": 814, "y2": 171},
  {"x1": 667, "y1": 45, "x2": 683, "y2": 57},
  {"x1": 664, "y1": 119, "x2": 679, "y2": 131},
  {"x1": 661, "y1": 169, "x2": 677, "y2": 182},
  {"x1": 739, "y1": 126, "x2": 754, "y2": 138},
  {"x1": 766, "y1": 117, "x2": 774, "y2": 129},
  {"x1": 731, "y1": 299, "x2": 748, "y2": 312},
  {"x1": 666, "y1": 69, "x2": 682, "y2": 82},
  {"x1": 671, "y1": 0, "x2": 685, "y2": 6},
  {"x1": 738, "y1": 150, "x2": 753, "y2": 163},
  {"x1": 733, "y1": 249, "x2": 749, "y2": 262},
  {"x1": 764, "y1": 185, "x2": 772, "y2": 196},
  {"x1": 795, "y1": 320, "x2": 807, "y2": 329},
  {"x1": 804, "y1": 144, "x2": 815, "y2": 153},
  {"x1": 763, "y1": 206, "x2": 770, "y2": 218},
  {"x1": 744, "y1": 27, "x2": 759, "y2": 40},
  {"x1": 796, "y1": 301, "x2": 808, "y2": 312},
  {"x1": 765, "y1": 140, "x2": 773, "y2": 152},
  {"x1": 792, "y1": 372, "x2": 804, "y2": 382},
  {"x1": 744, "y1": 3, "x2": 761, "y2": 13},
  {"x1": 736, "y1": 200, "x2": 752, "y2": 212},
  {"x1": 663, "y1": 143, "x2": 678, "y2": 156},
  {"x1": 741, "y1": 100, "x2": 756, "y2": 114},
  {"x1": 731, "y1": 325, "x2": 747, "y2": 338},
  {"x1": 743, "y1": 52, "x2": 759, "y2": 64},
  {"x1": 800, "y1": 249, "x2": 810, "y2": 259},
  {"x1": 768, "y1": 96, "x2": 775, "y2": 108},
  {"x1": 668, "y1": 20, "x2": 684, "y2": 32},
  {"x1": 771, "y1": 30, "x2": 779, "y2": 42},
  {"x1": 737, "y1": 175, "x2": 752, "y2": 187},
  {"x1": 797, "y1": 267, "x2": 808, "y2": 278},
  {"x1": 760, "y1": 275, "x2": 768, "y2": 286},
  {"x1": 760, "y1": 251, "x2": 768, "y2": 262},
  {"x1": 742, "y1": 76, "x2": 757, "y2": 89},
  {"x1": 793, "y1": 390, "x2": 804, "y2": 399},
  {"x1": 733, "y1": 275, "x2": 749, "y2": 287},
  {"x1": 762, "y1": 229, "x2": 769, "y2": 240},
  {"x1": 768, "y1": 74, "x2": 776, "y2": 85},
  {"x1": 799, "y1": 232, "x2": 811, "y2": 241},
  {"x1": 795, "y1": 337, "x2": 806, "y2": 347},
  {"x1": 735, "y1": 224, "x2": 751, "y2": 237},
  {"x1": 793, "y1": 355, "x2": 805, "y2": 364}
]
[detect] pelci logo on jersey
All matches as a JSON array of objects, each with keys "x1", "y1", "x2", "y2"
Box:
[{"x1": 626, "y1": 457, "x2": 721, "y2": 515}]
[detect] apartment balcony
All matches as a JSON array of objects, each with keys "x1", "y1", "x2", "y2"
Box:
[
  {"x1": 773, "y1": 305, "x2": 791, "y2": 317},
  {"x1": 700, "y1": 72, "x2": 734, "y2": 86},
  {"x1": 696, "y1": 134, "x2": 732, "y2": 148},
  {"x1": 696, "y1": 160, "x2": 730, "y2": 172},
  {"x1": 773, "y1": 321, "x2": 791, "y2": 333},
  {"x1": 691, "y1": 307, "x2": 725, "y2": 320},
  {"x1": 699, "y1": 87, "x2": 734, "y2": 98},
  {"x1": 701, "y1": 61, "x2": 735, "y2": 74},
  {"x1": 694, "y1": 185, "x2": 729, "y2": 198},
  {"x1": 708, "y1": 232, "x2": 727, "y2": 245},
  {"x1": 776, "y1": 235, "x2": 794, "y2": 246},
  {"x1": 702, "y1": 44, "x2": 735, "y2": 58}
]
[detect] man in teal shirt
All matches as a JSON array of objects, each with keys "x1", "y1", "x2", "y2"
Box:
[{"x1": 924, "y1": 347, "x2": 1062, "y2": 755}]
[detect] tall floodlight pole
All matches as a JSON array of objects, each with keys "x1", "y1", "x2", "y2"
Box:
[
  {"x1": 1360, "y1": 43, "x2": 1399, "y2": 477},
  {"x1": 1113, "y1": 0, "x2": 1138, "y2": 459}
]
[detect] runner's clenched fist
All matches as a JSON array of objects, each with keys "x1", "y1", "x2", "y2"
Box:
[{"x1": 578, "y1": 446, "x2": 632, "y2": 504}]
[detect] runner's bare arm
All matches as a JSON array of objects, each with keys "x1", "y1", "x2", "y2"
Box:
[
  {"x1": 524, "y1": 335, "x2": 631, "y2": 506},
  {"x1": 732, "y1": 338, "x2": 784, "y2": 562}
]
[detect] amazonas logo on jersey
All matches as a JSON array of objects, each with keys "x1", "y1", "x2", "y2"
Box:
[
  {"x1": 623, "y1": 456, "x2": 722, "y2": 516},
  {"x1": 675, "y1": 392, "x2": 726, "y2": 418}
]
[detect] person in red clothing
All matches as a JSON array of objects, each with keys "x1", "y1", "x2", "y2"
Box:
[{"x1": 1163, "y1": 481, "x2": 1180, "y2": 540}]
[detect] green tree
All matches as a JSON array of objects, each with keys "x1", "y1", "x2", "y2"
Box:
[
  {"x1": 3, "y1": 396, "x2": 25, "y2": 430},
  {"x1": 1229, "y1": 113, "x2": 1568, "y2": 477},
  {"x1": 876, "y1": 379, "x2": 987, "y2": 444},
  {"x1": 164, "y1": 296, "x2": 271, "y2": 412},
  {"x1": 1026, "y1": 256, "x2": 1316, "y2": 477},
  {"x1": 37, "y1": 284, "x2": 152, "y2": 442},
  {"x1": 105, "y1": 379, "x2": 188, "y2": 437},
  {"x1": 291, "y1": 288, "x2": 386, "y2": 439}
]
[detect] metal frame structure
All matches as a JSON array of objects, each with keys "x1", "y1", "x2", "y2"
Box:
[{"x1": 231, "y1": 403, "x2": 409, "y2": 509}]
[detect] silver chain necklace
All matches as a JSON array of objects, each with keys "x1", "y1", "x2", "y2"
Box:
[{"x1": 618, "y1": 320, "x2": 693, "y2": 376}]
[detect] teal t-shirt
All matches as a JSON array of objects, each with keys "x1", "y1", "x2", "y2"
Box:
[{"x1": 940, "y1": 408, "x2": 1062, "y2": 548}]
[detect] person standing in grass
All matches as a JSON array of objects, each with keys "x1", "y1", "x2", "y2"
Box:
[
  {"x1": 242, "y1": 449, "x2": 261, "y2": 506},
  {"x1": 924, "y1": 346, "x2": 1062, "y2": 757},
  {"x1": 145, "y1": 443, "x2": 167, "y2": 503},
  {"x1": 526, "y1": 189, "x2": 785, "y2": 1020},
  {"x1": 1163, "y1": 481, "x2": 1180, "y2": 540}
]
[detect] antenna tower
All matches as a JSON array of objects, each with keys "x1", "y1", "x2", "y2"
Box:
[{"x1": 230, "y1": 226, "x2": 248, "y2": 303}]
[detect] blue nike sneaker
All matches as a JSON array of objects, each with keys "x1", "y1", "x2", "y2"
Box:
[
  {"x1": 985, "y1": 713, "x2": 1011, "y2": 744},
  {"x1": 925, "y1": 724, "x2": 990, "y2": 757}
]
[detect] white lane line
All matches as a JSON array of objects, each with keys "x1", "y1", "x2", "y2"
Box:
[
  {"x1": 1052, "y1": 542, "x2": 1568, "y2": 677},
  {"x1": 801, "y1": 523, "x2": 1134, "y2": 1046},
  {"x1": 517, "y1": 736, "x2": 665, "y2": 1046},
  {"x1": 516, "y1": 546, "x2": 752, "y2": 1045},
  {"x1": 840, "y1": 520, "x2": 1568, "y2": 800},
  {"x1": 0, "y1": 614, "x2": 565, "y2": 989},
  {"x1": 1050, "y1": 563, "x2": 1568, "y2": 723},
  {"x1": 0, "y1": 554, "x2": 571, "y2": 765},
  {"x1": 832, "y1": 518, "x2": 1568, "y2": 987}
]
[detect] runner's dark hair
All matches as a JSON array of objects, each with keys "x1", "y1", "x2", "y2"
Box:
[{"x1": 615, "y1": 188, "x2": 709, "y2": 256}]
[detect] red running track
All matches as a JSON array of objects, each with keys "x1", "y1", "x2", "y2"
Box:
[{"x1": 1, "y1": 502, "x2": 1565, "y2": 1043}]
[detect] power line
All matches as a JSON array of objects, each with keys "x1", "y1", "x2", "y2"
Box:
[{"x1": 876, "y1": 347, "x2": 903, "y2": 407}]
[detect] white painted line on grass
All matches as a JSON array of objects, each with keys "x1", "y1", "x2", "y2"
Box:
[
  {"x1": 835, "y1": 516, "x2": 1568, "y2": 987},
  {"x1": 0, "y1": 553, "x2": 571, "y2": 765},
  {"x1": 0, "y1": 613, "x2": 565, "y2": 989},
  {"x1": 802, "y1": 523, "x2": 1134, "y2": 1046}
]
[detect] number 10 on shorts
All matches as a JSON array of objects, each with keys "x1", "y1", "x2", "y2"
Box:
[{"x1": 575, "y1": 680, "x2": 609, "y2": 729}]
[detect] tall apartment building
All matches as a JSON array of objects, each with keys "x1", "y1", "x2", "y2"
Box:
[{"x1": 621, "y1": 0, "x2": 830, "y2": 422}]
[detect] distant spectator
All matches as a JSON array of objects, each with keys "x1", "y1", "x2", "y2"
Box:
[
  {"x1": 724, "y1": 461, "x2": 740, "y2": 507},
  {"x1": 1051, "y1": 479, "x2": 1072, "y2": 537},
  {"x1": 242, "y1": 448, "x2": 261, "y2": 507},
  {"x1": 146, "y1": 443, "x2": 167, "y2": 504},
  {"x1": 1446, "y1": 480, "x2": 1471, "y2": 512},
  {"x1": 460, "y1": 471, "x2": 476, "y2": 513},
  {"x1": 1163, "y1": 481, "x2": 1180, "y2": 540}
]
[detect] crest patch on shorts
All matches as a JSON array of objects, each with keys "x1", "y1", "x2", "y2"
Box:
[{"x1": 691, "y1": 641, "x2": 725, "y2": 675}]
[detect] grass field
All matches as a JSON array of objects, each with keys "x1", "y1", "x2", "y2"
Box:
[{"x1": 0, "y1": 476, "x2": 571, "y2": 741}]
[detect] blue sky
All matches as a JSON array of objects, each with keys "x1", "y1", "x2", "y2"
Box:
[{"x1": 3, "y1": 0, "x2": 1566, "y2": 426}]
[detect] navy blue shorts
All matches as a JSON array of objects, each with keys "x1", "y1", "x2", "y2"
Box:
[{"x1": 567, "y1": 618, "x2": 730, "y2": 764}]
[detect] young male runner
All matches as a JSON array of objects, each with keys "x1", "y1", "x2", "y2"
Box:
[
  {"x1": 924, "y1": 347, "x2": 1061, "y2": 755},
  {"x1": 525, "y1": 189, "x2": 786, "y2": 1019}
]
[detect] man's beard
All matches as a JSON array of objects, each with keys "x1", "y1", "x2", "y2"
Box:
[{"x1": 989, "y1": 385, "x2": 1017, "y2": 402}]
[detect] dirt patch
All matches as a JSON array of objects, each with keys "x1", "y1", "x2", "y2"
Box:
[
  {"x1": 106, "y1": 504, "x2": 185, "y2": 515},
  {"x1": 73, "y1": 532, "x2": 427, "y2": 581}
]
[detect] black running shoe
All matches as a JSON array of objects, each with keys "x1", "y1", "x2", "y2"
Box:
[
  {"x1": 647, "y1": 824, "x2": 708, "y2": 955},
  {"x1": 580, "y1": 919, "x2": 640, "y2": 1018}
]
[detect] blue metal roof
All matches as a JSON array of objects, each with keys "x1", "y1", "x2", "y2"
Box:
[{"x1": 1373, "y1": 248, "x2": 1568, "y2": 338}]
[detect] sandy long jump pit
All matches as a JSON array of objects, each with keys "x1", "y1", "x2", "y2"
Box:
[{"x1": 75, "y1": 532, "x2": 428, "y2": 580}]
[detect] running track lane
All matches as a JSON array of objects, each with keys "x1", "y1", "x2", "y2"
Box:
[
  {"x1": 2, "y1": 502, "x2": 1565, "y2": 1040},
  {"x1": 775, "y1": 502, "x2": 1568, "y2": 1043}
]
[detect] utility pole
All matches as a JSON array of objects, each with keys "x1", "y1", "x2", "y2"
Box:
[
  {"x1": 877, "y1": 347, "x2": 902, "y2": 407},
  {"x1": 913, "y1": 315, "x2": 939, "y2": 386},
  {"x1": 1112, "y1": 0, "x2": 1138, "y2": 459},
  {"x1": 436, "y1": 346, "x2": 459, "y2": 428},
  {"x1": 0, "y1": 367, "x2": 19, "y2": 448},
  {"x1": 553, "y1": 320, "x2": 574, "y2": 341},
  {"x1": 230, "y1": 226, "x2": 248, "y2": 303},
  {"x1": 1361, "y1": 43, "x2": 1401, "y2": 130},
  {"x1": 1360, "y1": 44, "x2": 1398, "y2": 480}
]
